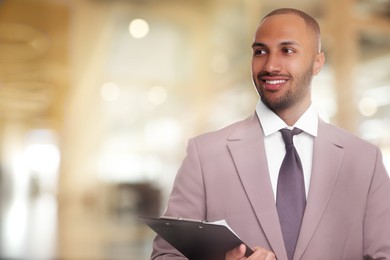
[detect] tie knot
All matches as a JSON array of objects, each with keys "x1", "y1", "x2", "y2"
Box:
[{"x1": 280, "y1": 128, "x2": 303, "y2": 146}]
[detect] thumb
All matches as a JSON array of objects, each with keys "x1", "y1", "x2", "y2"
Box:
[
  {"x1": 226, "y1": 244, "x2": 246, "y2": 259},
  {"x1": 238, "y1": 244, "x2": 247, "y2": 255}
]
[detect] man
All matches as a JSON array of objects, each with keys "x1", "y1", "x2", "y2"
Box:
[{"x1": 151, "y1": 8, "x2": 390, "y2": 260}]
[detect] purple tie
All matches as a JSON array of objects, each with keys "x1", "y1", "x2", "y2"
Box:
[{"x1": 276, "y1": 128, "x2": 306, "y2": 260}]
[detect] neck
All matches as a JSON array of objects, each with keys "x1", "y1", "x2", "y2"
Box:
[{"x1": 274, "y1": 101, "x2": 311, "y2": 126}]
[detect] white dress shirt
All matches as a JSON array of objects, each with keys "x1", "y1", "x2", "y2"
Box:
[{"x1": 255, "y1": 100, "x2": 318, "y2": 199}]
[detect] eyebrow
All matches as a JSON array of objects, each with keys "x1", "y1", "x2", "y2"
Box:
[{"x1": 251, "y1": 41, "x2": 302, "y2": 48}]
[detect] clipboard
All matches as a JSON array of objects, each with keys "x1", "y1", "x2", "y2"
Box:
[{"x1": 140, "y1": 216, "x2": 253, "y2": 260}]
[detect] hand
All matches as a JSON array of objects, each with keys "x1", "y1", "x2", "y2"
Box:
[{"x1": 226, "y1": 244, "x2": 276, "y2": 260}]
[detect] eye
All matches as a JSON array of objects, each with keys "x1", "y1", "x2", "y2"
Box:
[
  {"x1": 282, "y1": 47, "x2": 295, "y2": 54},
  {"x1": 253, "y1": 49, "x2": 267, "y2": 56}
]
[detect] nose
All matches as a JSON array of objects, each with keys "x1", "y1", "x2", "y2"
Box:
[{"x1": 264, "y1": 53, "x2": 282, "y2": 73}]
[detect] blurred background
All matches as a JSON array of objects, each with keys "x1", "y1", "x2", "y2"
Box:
[{"x1": 0, "y1": 0, "x2": 389, "y2": 259}]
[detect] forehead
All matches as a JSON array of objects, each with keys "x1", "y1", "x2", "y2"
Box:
[{"x1": 254, "y1": 14, "x2": 313, "y2": 47}]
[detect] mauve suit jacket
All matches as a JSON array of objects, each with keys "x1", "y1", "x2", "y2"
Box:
[{"x1": 151, "y1": 113, "x2": 390, "y2": 260}]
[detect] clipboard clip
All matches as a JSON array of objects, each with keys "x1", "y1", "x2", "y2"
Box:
[{"x1": 162, "y1": 215, "x2": 207, "y2": 223}]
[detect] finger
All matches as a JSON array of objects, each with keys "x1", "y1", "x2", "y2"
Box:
[
  {"x1": 249, "y1": 246, "x2": 276, "y2": 260},
  {"x1": 264, "y1": 252, "x2": 276, "y2": 260},
  {"x1": 226, "y1": 244, "x2": 246, "y2": 260}
]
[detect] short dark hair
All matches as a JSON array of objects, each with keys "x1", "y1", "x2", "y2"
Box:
[{"x1": 262, "y1": 8, "x2": 321, "y2": 53}]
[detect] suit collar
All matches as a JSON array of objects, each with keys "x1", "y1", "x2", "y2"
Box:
[
  {"x1": 227, "y1": 114, "x2": 288, "y2": 260},
  {"x1": 294, "y1": 120, "x2": 344, "y2": 259}
]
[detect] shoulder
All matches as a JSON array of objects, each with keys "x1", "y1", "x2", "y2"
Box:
[
  {"x1": 191, "y1": 114, "x2": 260, "y2": 145},
  {"x1": 318, "y1": 121, "x2": 388, "y2": 183},
  {"x1": 319, "y1": 120, "x2": 379, "y2": 155}
]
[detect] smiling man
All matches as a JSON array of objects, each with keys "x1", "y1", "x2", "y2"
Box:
[{"x1": 151, "y1": 8, "x2": 390, "y2": 260}]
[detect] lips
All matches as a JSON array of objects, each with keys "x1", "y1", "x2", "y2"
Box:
[{"x1": 259, "y1": 76, "x2": 289, "y2": 91}]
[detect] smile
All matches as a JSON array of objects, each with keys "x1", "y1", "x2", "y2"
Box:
[
  {"x1": 265, "y1": 80, "x2": 287, "y2": 85},
  {"x1": 260, "y1": 77, "x2": 289, "y2": 91}
]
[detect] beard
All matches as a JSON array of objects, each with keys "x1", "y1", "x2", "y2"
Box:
[{"x1": 255, "y1": 64, "x2": 314, "y2": 113}]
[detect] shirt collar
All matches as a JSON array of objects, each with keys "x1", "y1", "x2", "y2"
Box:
[{"x1": 255, "y1": 100, "x2": 318, "y2": 137}]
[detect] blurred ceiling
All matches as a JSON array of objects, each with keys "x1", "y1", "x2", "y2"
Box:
[
  {"x1": 0, "y1": 0, "x2": 69, "y2": 129},
  {"x1": 0, "y1": 0, "x2": 389, "y2": 138}
]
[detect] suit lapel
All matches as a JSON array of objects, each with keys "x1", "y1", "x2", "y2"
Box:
[
  {"x1": 294, "y1": 120, "x2": 344, "y2": 260},
  {"x1": 227, "y1": 114, "x2": 288, "y2": 260}
]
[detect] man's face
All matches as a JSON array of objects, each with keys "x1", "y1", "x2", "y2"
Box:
[{"x1": 251, "y1": 14, "x2": 324, "y2": 114}]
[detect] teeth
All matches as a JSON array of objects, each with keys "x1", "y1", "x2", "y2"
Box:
[{"x1": 266, "y1": 80, "x2": 286, "y2": 84}]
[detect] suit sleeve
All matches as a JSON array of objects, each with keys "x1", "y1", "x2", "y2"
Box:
[
  {"x1": 151, "y1": 138, "x2": 207, "y2": 260},
  {"x1": 363, "y1": 147, "x2": 390, "y2": 259}
]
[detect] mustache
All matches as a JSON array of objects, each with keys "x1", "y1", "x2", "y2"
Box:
[{"x1": 257, "y1": 71, "x2": 291, "y2": 79}]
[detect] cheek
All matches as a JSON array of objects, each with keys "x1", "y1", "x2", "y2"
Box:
[
  {"x1": 307, "y1": 54, "x2": 320, "y2": 75},
  {"x1": 251, "y1": 59, "x2": 263, "y2": 74},
  {"x1": 285, "y1": 59, "x2": 309, "y2": 76}
]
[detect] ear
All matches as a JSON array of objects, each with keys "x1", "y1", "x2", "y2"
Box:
[{"x1": 312, "y1": 51, "x2": 325, "y2": 76}]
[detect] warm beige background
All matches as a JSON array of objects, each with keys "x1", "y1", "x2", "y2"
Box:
[{"x1": 0, "y1": 0, "x2": 389, "y2": 259}]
